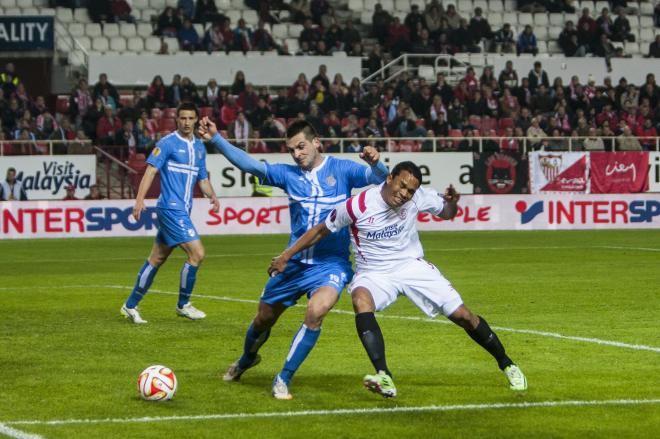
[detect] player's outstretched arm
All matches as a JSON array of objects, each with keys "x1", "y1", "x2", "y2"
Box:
[
  {"x1": 198, "y1": 178, "x2": 220, "y2": 213},
  {"x1": 133, "y1": 165, "x2": 159, "y2": 220},
  {"x1": 360, "y1": 145, "x2": 389, "y2": 184},
  {"x1": 438, "y1": 184, "x2": 460, "y2": 220},
  {"x1": 268, "y1": 222, "x2": 332, "y2": 276},
  {"x1": 198, "y1": 116, "x2": 267, "y2": 179}
]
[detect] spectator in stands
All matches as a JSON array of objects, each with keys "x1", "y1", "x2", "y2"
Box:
[
  {"x1": 69, "y1": 78, "x2": 92, "y2": 129},
  {"x1": 613, "y1": 8, "x2": 634, "y2": 42},
  {"x1": 342, "y1": 20, "x2": 362, "y2": 51},
  {"x1": 62, "y1": 185, "x2": 78, "y2": 201},
  {"x1": 50, "y1": 118, "x2": 76, "y2": 153},
  {"x1": 518, "y1": 0, "x2": 546, "y2": 13},
  {"x1": 499, "y1": 87, "x2": 520, "y2": 118},
  {"x1": 233, "y1": 19, "x2": 253, "y2": 52},
  {"x1": 0, "y1": 167, "x2": 27, "y2": 200},
  {"x1": 387, "y1": 17, "x2": 410, "y2": 57},
  {"x1": 82, "y1": 97, "x2": 104, "y2": 140},
  {"x1": 0, "y1": 63, "x2": 20, "y2": 97},
  {"x1": 111, "y1": 0, "x2": 135, "y2": 23},
  {"x1": 324, "y1": 20, "x2": 344, "y2": 52},
  {"x1": 578, "y1": 7, "x2": 597, "y2": 34},
  {"x1": 13, "y1": 128, "x2": 38, "y2": 155},
  {"x1": 178, "y1": 19, "x2": 201, "y2": 52},
  {"x1": 452, "y1": 19, "x2": 481, "y2": 53},
  {"x1": 577, "y1": 20, "x2": 595, "y2": 55},
  {"x1": 289, "y1": 0, "x2": 312, "y2": 23},
  {"x1": 118, "y1": 97, "x2": 139, "y2": 123},
  {"x1": 582, "y1": 127, "x2": 605, "y2": 150},
  {"x1": 493, "y1": 23, "x2": 515, "y2": 54},
  {"x1": 469, "y1": 7, "x2": 493, "y2": 46},
  {"x1": 444, "y1": 4, "x2": 462, "y2": 30},
  {"x1": 85, "y1": 184, "x2": 105, "y2": 200},
  {"x1": 597, "y1": 7, "x2": 614, "y2": 39},
  {"x1": 318, "y1": 3, "x2": 334, "y2": 29},
  {"x1": 165, "y1": 74, "x2": 182, "y2": 107},
  {"x1": 252, "y1": 20, "x2": 277, "y2": 52},
  {"x1": 527, "y1": 61, "x2": 549, "y2": 93},
  {"x1": 147, "y1": 75, "x2": 167, "y2": 109},
  {"x1": 617, "y1": 125, "x2": 642, "y2": 150},
  {"x1": 594, "y1": 33, "x2": 616, "y2": 58},
  {"x1": 457, "y1": 128, "x2": 478, "y2": 152},
  {"x1": 194, "y1": 0, "x2": 219, "y2": 24},
  {"x1": 96, "y1": 105, "x2": 122, "y2": 145},
  {"x1": 115, "y1": 119, "x2": 142, "y2": 155},
  {"x1": 238, "y1": 83, "x2": 259, "y2": 115},
  {"x1": 499, "y1": 126, "x2": 519, "y2": 152},
  {"x1": 404, "y1": 5, "x2": 424, "y2": 34},
  {"x1": 180, "y1": 76, "x2": 201, "y2": 105},
  {"x1": 68, "y1": 129, "x2": 93, "y2": 154},
  {"x1": 526, "y1": 117, "x2": 546, "y2": 149},
  {"x1": 30, "y1": 95, "x2": 48, "y2": 117},
  {"x1": 300, "y1": 18, "x2": 321, "y2": 50},
  {"x1": 636, "y1": 118, "x2": 658, "y2": 150},
  {"x1": 424, "y1": 2, "x2": 444, "y2": 40},
  {"x1": 559, "y1": 21, "x2": 583, "y2": 56},
  {"x1": 372, "y1": 3, "x2": 393, "y2": 45},
  {"x1": 221, "y1": 95, "x2": 241, "y2": 128},
  {"x1": 137, "y1": 109, "x2": 158, "y2": 141},
  {"x1": 205, "y1": 21, "x2": 227, "y2": 53},
  {"x1": 517, "y1": 25, "x2": 538, "y2": 56},
  {"x1": 204, "y1": 78, "x2": 220, "y2": 108},
  {"x1": 156, "y1": 7, "x2": 182, "y2": 37},
  {"x1": 497, "y1": 61, "x2": 518, "y2": 90},
  {"x1": 259, "y1": 114, "x2": 283, "y2": 153},
  {"x1": 92, "y1": 73, "x2": 120, "y2": 106},
  {"x1": 649, "y1": 35, "x2": 660, "y2": 58},
  {"x1": 36, "y1": 110, "x2": 58, "y2": 140},
  {"x1": 231, "y1": 71, "x2": 246, "y2": 95},
  {"x1": 88, "y1": 0, "x2": 112, "y2": 23},
  {"x1": 229, "y1": 111, "x2": 253, "y2": 149},
  {"x1": 178, "y1": 0, "x2": 196, "y2": 21}
]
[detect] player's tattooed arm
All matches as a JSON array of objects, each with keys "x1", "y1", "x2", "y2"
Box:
[
  {"x1": 438, "y1": 184, "x2": 460, "y2": 220},
  {"x1": 269, "y1": 223, "x2": 331, "y2": 277}
]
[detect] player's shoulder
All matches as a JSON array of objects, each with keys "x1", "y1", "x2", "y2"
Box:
[
  {"x1": 156, "y1": 131, "x2": 178, "y2": 149},
  {"x1": 330, "y1": 155, "x2": 363, "y2": 170}
]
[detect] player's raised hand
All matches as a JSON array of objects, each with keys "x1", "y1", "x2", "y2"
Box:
[
  {"x1": 359, "y1": 145, "x2": 380, "y2": 165},
  {"x1": 210, "y1": 195, "x2": 220, "y2": 213},
  {"x1": 133, "y1": 199, "x2": 146, "y2": 221},
  {"x1": 197, "y1": 116, "x2": 218, "y2": 140},
  {"x1": 268, "y1": 254, "x2": 288, "y2": 277},
  {"x1": 442, "y1": 184, "x2": 460, "y2": 204}
]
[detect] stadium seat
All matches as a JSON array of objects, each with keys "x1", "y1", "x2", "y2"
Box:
[
  {"x1": 163, "y1": 37, "x2": 179, "y2": 53},
  {"x1": 141, "y1": 8, "x2": 158, "y2": 21},
  {"x1": 348, "y1": 0, "x2": 363, "y2": 12},
  {"x1": 397, "y1": 141, "x2": 421, "y2": 152},
  {"x1": 549, "y1": 26, "x2": 562, "y2": 39},
  {"x1": 165, "y1": 0, "x2": 178, "y2": 6},
  {"x1": 502, "y1": 12, "x2": 517, "y2": 26},
  {"x1": 536, "y1": 40, "x2": 548, "y2": 53},
  {"x1": 159, "y1": 118, "x2": 177, "y2": 132},
  {"x1": 163, "y1": 108, "x2": 177, "y2": 119},
  {"x1": 624, "y1": 41, "x2": 640, "y2": 55},
  {"x1": 489, "y1": 13, "x2": 503, "y2": 27},
  {"x1": 22, "y1": 7, "x2": 38, "y2": 15},
  {"x1": 547, "y1": 40, "x2": 561, "y2": 53},
  {"x1": 0, "y1": 0, "x2": 15, "y2": 6},
  {"x1": 68, "y1": 50, "x2": 86, "y2": 67},
  {"x1": 73, "y1": 8, "x2": 90, "y2": 22},
  {"x1": 272, "y1": 24, "x2": 288, "y2": 39},
  {"x1": 150, "y1": 0, "x2": 166, "y2": 9},
  {"x1": 640, "y1": 16, "x2": 654, "y2": 28},
  {"x1": 288, "y1": 24, "x2": 303, "y2": 38},
  {"x1": 533, "y1": 13, "x2": 548, "y2": 26},
  {"x1": 285, "y1": 37, "x2": 299, "y2": 53},
  {"x1": 361, "y1": 11, "x2": 373, "y2": 25},
  {"x1": 4, "y1": 6, "x2": 18, "y2": 14},
  {"x1": 380, "y1": 0, "x2": 394, "y2": 11},
  {"x1": 418, "y1": 65, "x2": 436, "y2": 81},
  {"x1": 226, "y1": 10, "x2": 241, "y2": 24},
  {"x1": 56, "y1": 7, "x2": 73, "y2": 22},
  {"x1": 640, "y1": 28, "x2": 655, "y2": 43},
  {"x1": 579, "y1": 1, "x2": 595, "y2": 12},
  {"x1": 364, "y1": 0, "x2": 378, "y2": 11},
  {"x1": 594, "y1": 1, "x2": 609, "y2": 13},
  {"x1": 640, "y1": 2, "x2": 654, "y2": 16},
  {"x1": 549, "y1": 13, "x2": 564, "y2": 26},
  {"x1": 490, "y1": 0, "x2": 504, "y2": 12},
  {"x1": 535, "y1": 26, "x2": 548, "y2": 41},
  {"x1": 85, "y1": 23, "x2": 102, "y2": 38},
  {"x1": 76, "y1": 36, "x2": 92, "y2": 51},
  {"x1": 127, "y1": 37, "x2": 144, "y2": 52},
  {"x1": 56, "y1": 36, "x2": 72, "y2": 52},
  {"x1": 68, "y1": 23, "x2": 85, "y2": 37},
  {"x1": 457, "y1": 0, "x2": 472, "y2": 14},
  {"x1": 518, "y1": 13, "x2": 533, "y2": 26},
  {"x1": 144, "y1": 36, "x2": 161, "y2": 52},
  {"x1": 394, "y1": 0, "x2": 410, "y2": 11},
  {"x1": 120, "y1": 23, "x2": 137, "y2": 37},
  {"x1": 103, "y1": 23, "x2": 120, "y2": 37},
  {"x1": 133, "y1": 0, "x2": 149, "y2": 8},
  {"x1": 39, "y1": 8, "x2": 55, "y2": 16},
  {"x1": 193, "y1": 23, "x2": 204, "y2": 36},
  {"x1": 242, "y1": 10, "x2": 259, "y2": 26},
  {"x1": 628, "y1": 15, "x2": 640, "y2": 29},
  {"x1": 92, "y1": 36, "x2": 110, "y2": 52},
  {"x1": 199, "y1": 107, "x2": 214, "y2": 119},
  {"x1": 215, "y1": 0, "x2": 231, "y2": 9},
  {"x1": 137, "y1": 23, "x2": 153, "y2": 38},
  {"x1": 17, "y1": 0, "x2": 31, "y2": 6},
  {"x1": 110, "y1": 36, "x2": 127, "y2": 52},
  {"x1": 473, "y1": 0, "x2": 488, "y2": 11},
  {"x1": 231, "y1": 0, "x2": 245, "y2": 8}
]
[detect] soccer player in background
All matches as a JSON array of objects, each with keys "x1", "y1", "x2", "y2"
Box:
[
  {"x1": 198, "y1": 118, "x2": 388, "y2": 400},
  {"x1": 269, "y1": 161, "x2": 527, "y2": 397},
  {"x1": 121, "y1": 103, "x2": 220, "y2": 324}
]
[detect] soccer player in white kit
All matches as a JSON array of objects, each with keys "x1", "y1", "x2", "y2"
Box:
[{"x1": 269, "y1": 161, "x2": 527, "y2": 397}]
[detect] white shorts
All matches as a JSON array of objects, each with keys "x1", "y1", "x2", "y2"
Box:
[{"x1": 348, "y1": 258, "x2": 464, "y2": 318}]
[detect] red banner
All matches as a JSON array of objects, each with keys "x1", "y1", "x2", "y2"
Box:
[{"x1": 590, "y1": 152, "x2": 649, "y2": 193}]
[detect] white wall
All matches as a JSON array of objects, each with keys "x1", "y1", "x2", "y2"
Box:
[{"x1": 88, "y1": 53, "x2": 363, "y2": 87}]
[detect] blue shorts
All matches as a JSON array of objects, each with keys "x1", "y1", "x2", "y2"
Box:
[
  {"x1": 261, "y1": 260, "x2": 353, "y2": 308},
  {"x1": 155, "y1": 208, "x2": 199, "y2": 248}
]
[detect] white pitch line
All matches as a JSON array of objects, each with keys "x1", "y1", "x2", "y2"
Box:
[
  {"x1": 5, "y1": 398, "x2": 660, "y2": 427},
  {"x1": 3, "y1": 245, "x2": 658, "y2": 265},
  {"x1": 1, "y1": 284, "x2": 659, "y2": 354},
  {"x1": 0, "y1": 423, "x2": 45, "y2": 439}
]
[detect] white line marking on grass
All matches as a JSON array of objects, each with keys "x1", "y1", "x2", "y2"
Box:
[
  {"x1": 2, "y1": 284, "x2": 659, "y2": 354},
  {"x1": 599, "y1": 246, "x2": 660, "y2": 252},
  {"x1": 5, "y1": 398, "x2": 660, "y2": 426},
  {"x1": 0, "y1": 423, "x2": 45, "y2": 439}
]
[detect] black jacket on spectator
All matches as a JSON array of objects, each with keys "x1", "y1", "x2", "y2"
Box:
[
  {"x1": 528, "y1": 69, "x2": 549, "y2": 93},
  {"x1": 410, "y1": 92, "x2": 433, "y2": 118},
  {"x1": 88, "y1": 0, "x2": 112, "y2": 23},
  {"x1": 468, "y1": 17, "x2": 492, "y2": 41},
  {"x1": 432, "y1": 81, "x2": 454, "y2": 106}
]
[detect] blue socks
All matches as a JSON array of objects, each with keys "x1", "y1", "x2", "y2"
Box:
[
  {"x1": 125, "y1": 260, "x2": 158, "y2": 308},
  {"x1": 279, "y1": 324, "x2": 321, "y2": 384},
  {"x1": 238, "y1": 323, "x2": 272, "y2": 369},
  {"x1": 178, "y1": 262, "x2": 198, "y2": 308}
]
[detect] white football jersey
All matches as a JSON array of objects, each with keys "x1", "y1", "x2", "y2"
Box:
[{"x1": 325, "y1": 183, "x2": 445, "y2": 272}]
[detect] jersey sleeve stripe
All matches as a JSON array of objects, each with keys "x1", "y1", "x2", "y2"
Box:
[
  {"x1": 357, "y1": 190, "x2": 367, "y2": 213},
  {"x1": 345, "y1": 198, "x2": 357, "y2": 223}
]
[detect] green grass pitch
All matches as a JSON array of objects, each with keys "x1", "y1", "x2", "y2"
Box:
[{"x1": 0, "y1": 230, "x2": 659, "y2": 438}]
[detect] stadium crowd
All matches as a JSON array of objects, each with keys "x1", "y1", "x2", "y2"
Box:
[{"x1": 2, "y1": 58, "x2": 660, "y2": 155}]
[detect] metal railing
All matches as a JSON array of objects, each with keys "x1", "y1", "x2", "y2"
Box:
[
  {"x1": 93, "y1": 146, "x2": 137, "y2": 199},
  {"x1": 361, "y1": 54, "x2": 468, "y2": 86},
  {"x1": 0, "y1": 139, "x2": 93, "y2": 155}
]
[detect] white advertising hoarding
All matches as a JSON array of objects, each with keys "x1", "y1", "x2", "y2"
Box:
[
  {"x1": 0, "y1": 155, "x2": 96, "y2": 200},
  {"x1": 206, "y1": 152, "x2": 474, "y2": 197},
  {"x1": 2, "y1": 194, "x2": 658, "y2": 240},
  {"x1": 649, "y1": 152, "x2": 660, "y2": 193}
]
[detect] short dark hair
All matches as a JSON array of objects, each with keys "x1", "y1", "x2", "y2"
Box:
[
  {"x1": 391, "y1": 161, "x2": 422, "y2": 184},
  {"x1": 177, "y1": 102, "x2": 199, "y2": 117},
  {"x1": 7, "y1": 167, "x2": 16, "y2": 173},
  {"x1": 286, "y1": 120, "x2": 318, "y2": 141}
]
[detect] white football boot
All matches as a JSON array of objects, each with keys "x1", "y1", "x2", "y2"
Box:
[
  {"x1": 504, "y1": 364, "x2": 528, "y2": 391},
  {"x1": 121, "y1": 304, "x2": 147, "y2": 324},
  {"x1": 272, "y1": 374, "x2": 293, "y2": 400},
  {"x1": 176, "y1": 302, "x2": 206, "y2": 320}
]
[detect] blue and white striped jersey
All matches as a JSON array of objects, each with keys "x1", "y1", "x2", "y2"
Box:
[
  {"x1": 263, "y1": 156, "x2": 374, "y2": 264},
  {"x1": 146, "y1": 131, "x2": 208, "y2": 213}
]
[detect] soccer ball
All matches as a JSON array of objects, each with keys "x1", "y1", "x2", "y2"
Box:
[{"x1": 137, "y1": 365, "x2": 177, "y2": 401}]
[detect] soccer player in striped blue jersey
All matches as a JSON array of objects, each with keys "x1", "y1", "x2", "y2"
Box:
[
  {"x1": 198, "y1": 118, "x2": 388, "y2": 399},
  {"x1": 121, "y1": 103, "x2": 220, "y2": 324}
]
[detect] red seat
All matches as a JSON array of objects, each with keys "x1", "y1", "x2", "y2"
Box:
[
  {"x1": 248, "y1": 142, "x2": 269, "y2": 153},
  {"x1": 468, "y1": 115, "x2": 481, "y2": 129},
  {"x1": 499, "y1": 117, "x2": 514, "y2": 129},
  {"x1": 449, "y1": 129, "x2": 463, "y2": 138},
  {"x1": 159, "y1": 118, "x2": 176, "y2": 132},
  {"x1": 1, "y1": 143, "x2": 13, "y2": 155},
  {"x1": 199, "y1": 107, "x2": 214, "y2": 118},
  {"x1": 163, "y1": 108, "x2": 177, "y2": 119},
  {"x1": 481, "y1": 116, "x2": 497, "y2": 132},
  {"x1": 416, "y1": 118, "x2": 425, "y2": 127},
  {"x1": 151, "y1": 108, "x2": 162, "y2": 119}
]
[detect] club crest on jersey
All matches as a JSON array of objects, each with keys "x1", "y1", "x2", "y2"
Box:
[
  {"x1": 398, "y1": 208, "x2": 408, "y2": 219},
  {"x1": 326, "y1": 175, "x2": 336, "y2": 186}
]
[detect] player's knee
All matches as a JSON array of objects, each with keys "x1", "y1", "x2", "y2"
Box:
[
  {"x1": 351, "y1": 289, "x2": 375, "y2": 313},
  {"x1": 450, "y1": 306, "x2": 478, "y2": 330},
  {"x1": 307, "y1": 301, "x2": 331, "y2": 323},
  {"x1": 189, "y1": 249, "x2": 205, "y2": 265}
]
